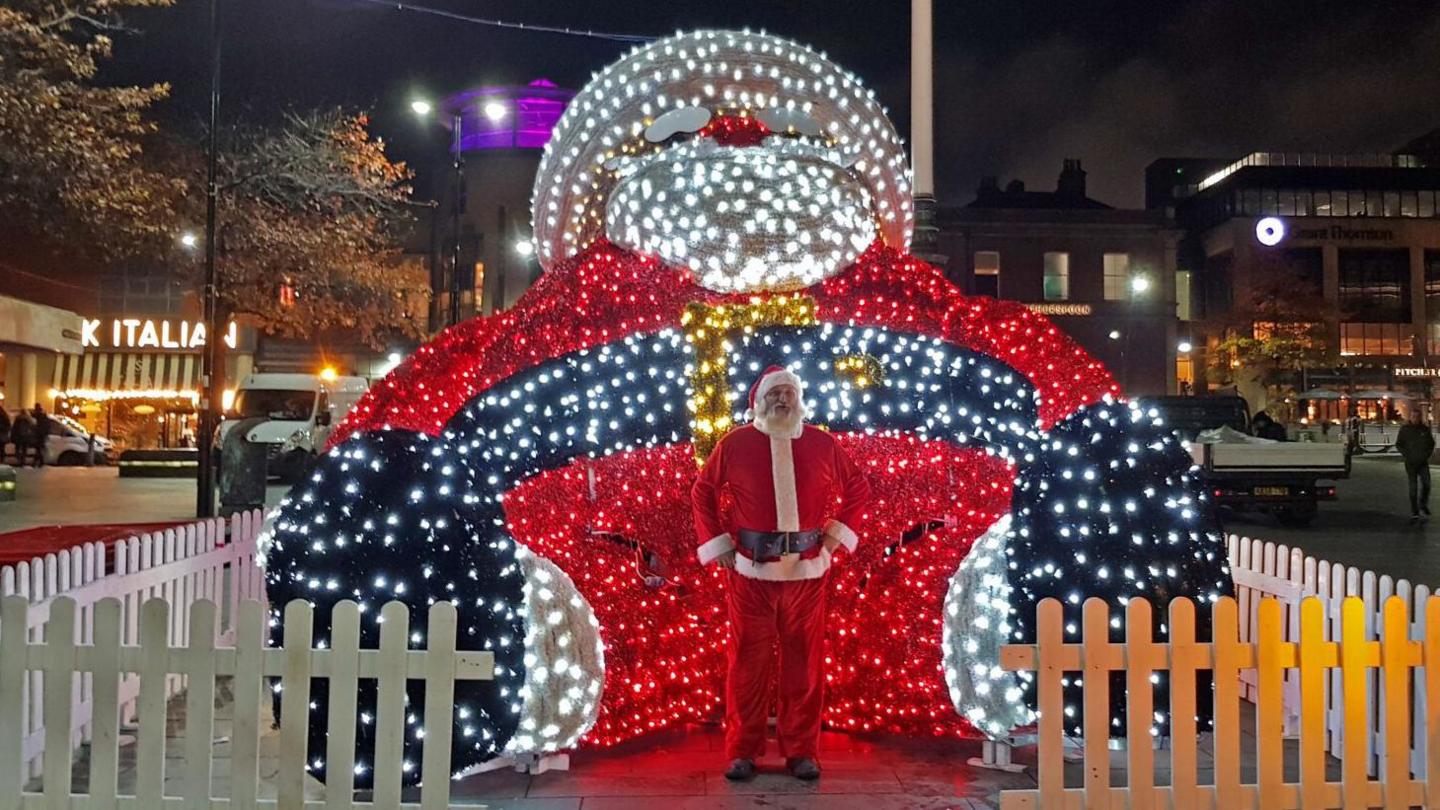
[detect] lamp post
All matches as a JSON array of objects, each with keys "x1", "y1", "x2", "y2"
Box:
[
  {"x1": 412, "y1": 98, "x2": 490, "y2": 328},
  {"x1": 196, "y1": 0, "x2": 223, "y2": 518}
]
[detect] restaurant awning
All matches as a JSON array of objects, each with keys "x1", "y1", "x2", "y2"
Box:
[{"x1": 51, "y1": 352, "x2": 201, "y2": 400}]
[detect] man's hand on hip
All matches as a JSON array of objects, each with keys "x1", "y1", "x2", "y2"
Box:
[{"x1": 715, "y1": 550, "x2": 737, "y2": 568}]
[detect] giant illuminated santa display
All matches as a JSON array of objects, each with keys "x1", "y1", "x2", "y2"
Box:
[{"x1": 260, "y1": 29, "x2": 1232, "y2": 785}]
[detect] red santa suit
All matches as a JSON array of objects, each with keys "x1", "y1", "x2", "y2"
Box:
[{"x1": 691, "y1": 366, "x2": 871, "y2": 762}]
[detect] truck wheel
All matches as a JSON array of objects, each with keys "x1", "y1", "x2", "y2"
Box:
[{"x1": 1277, "y1": 504, "x2": 1317, "y2": 527}]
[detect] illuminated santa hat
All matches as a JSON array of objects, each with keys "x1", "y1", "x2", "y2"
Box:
[{"x1": 747, "y1": 365, "x2": 806, "y2": 418}]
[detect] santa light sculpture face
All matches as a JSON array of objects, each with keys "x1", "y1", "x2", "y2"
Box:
[{"x1": 262, "y1": 29, "x2": 1231, "y2": 787}]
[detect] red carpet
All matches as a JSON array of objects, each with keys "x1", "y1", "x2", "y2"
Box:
[{"x1": 0, "y1": 522, "x2": 187, "y2": 569}]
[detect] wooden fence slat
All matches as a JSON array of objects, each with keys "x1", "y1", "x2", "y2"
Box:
[
  {"x1": 1167, "y1": 599, "x2": 1198, "y2": 810},
  {"x1": 89, "y1": 599, "x2": 123, "y2": 810},
  {"x1": 1382, "y1": 597, "x2": 1414, "y2": 810},
  {"x1": 1256, "y1": 598, "x2": 1285, "y2": 809},
  {"x1": 1415, "y1": 584, "x2": 1432, "y2": 781},
  {"x1": 1342, "y1": 596, "x2": 1371, "y2": 809},
  {"x1": 1298, "y1": 597, "x2": 1328, "y2": 809},
  {"x1": 1426, "y1": 597, "x2": 1440, "y2": 806},
  {"x1": 1212, "y1": 597, "x2": 1242, "y2": 810},
  {"x1": 41, "y1": 598, "x2": 76, "y2": 809},
  {"x1": 1081, "y1": 598, "x2": 1113, "y2": 810},
  {"x1": 373, "y1": 602, "x2": 409, "y2": 807},
  {"x1": 420, "y1": 602, "x2": 459, "y2": 810},
  {"x1": 229, "y1": 600, "x2": 265, "y2": 810},
  {"x1": 325, "y1": 602, "x2": 361, "y2": 810},
  {"x1": 278, "y1": 600, "x2": 314, "y2": 809},
  {"x1": 0, "y1": 597, "x2": 26, "y2": 810},
  {"x1": 183, "y1": 600, "x2": 218, "y2": 809},
  {"x1": 1125, "y1": 598, "x2": 1155, "y2": 810},
  {"x1": 136, "y1": 599, "x2": 170, "y2": 806}
]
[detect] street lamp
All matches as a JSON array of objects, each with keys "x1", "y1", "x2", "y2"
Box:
[
  {"x1": 514, "y1": 238, "x2": 534, "y2": 257},
  {"x1": 180, "y1": 231, "x2": 199, "y2": 249},
  {"x1": 412, "y1": 96, "x2": 467, "y2": 327},
  {"x1": 483, "y1": 101, "x2": 509, "y2": 123}
]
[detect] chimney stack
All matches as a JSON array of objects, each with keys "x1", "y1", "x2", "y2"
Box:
[{"x1": 1057, "y1": 158, "x2": 1087, "y2": 202}]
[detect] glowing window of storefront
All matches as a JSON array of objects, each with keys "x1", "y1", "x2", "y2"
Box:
[{"x1": 1340, "y1": 323, "x2": 1417, "y2": 356}]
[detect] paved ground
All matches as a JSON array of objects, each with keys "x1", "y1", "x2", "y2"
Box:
[
  {"x1": 1221, "y1": 455, "x2": 1440, "y2": 589},
  {"x1": 0, "y1": 466, "x2": 287, "y2": 535}
]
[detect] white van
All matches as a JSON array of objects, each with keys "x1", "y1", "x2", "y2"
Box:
[{"x1": 217, "y1": 372, "x2": 368, "y2": 481}]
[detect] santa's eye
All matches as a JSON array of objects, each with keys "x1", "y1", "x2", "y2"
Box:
[
  {"x1": 643, "y1": 106, "x2": 712, "y2": 143},
  {"x1": 756, "y1": 108, "x2": 824, "y2": 138}
]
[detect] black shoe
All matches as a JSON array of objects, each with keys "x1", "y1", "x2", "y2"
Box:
[
  {"x1": 1412, "y1": 514, "x2": 1422, "y2": 523},
  {"x1": 787, "y1": 757, "x2": 821, "y2": 781},
  {"x1": 1424, "y1": 506, "x2": 1432, "y2": 517},
  {"x1": 724, "y1": 758, "x2": 755, "y2": 781}
]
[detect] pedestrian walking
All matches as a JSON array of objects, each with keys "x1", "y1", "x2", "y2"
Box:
[
  {"x1": 30, "y1": 404, "x2": 50, "y2": 467},
  {"x1": 0, "y1": 406, "x2": 10, "y2": 464},
  {"x1": 11, "y1": 410, "x2": 34, "y2": 467},
  {"x1": 1396, "y1": 409, "x2": 1436, "y2": 522}
]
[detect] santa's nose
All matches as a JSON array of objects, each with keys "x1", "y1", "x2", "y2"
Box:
[{"x1": 699, "y1": 114, "x2": 771, "y2": 147}]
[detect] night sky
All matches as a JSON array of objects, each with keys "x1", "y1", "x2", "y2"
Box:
[{"x1": 103, "y1": 0, "x2": 1440, "y2": 208}]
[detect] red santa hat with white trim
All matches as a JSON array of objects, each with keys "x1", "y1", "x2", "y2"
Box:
[{"x1": 745, "y1": 365, "x2": 806, "y2": 420}]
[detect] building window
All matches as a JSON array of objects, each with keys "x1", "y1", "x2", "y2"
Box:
[
  {"x1": 1426, "y1": 250, "x2": 1440, "y2": 313},
  {"x1": 1339, "y1": 249, "x2": 1410, "y2": 323},
  {"x1": 973, "y1": 251, "x2": 1000, "y2": 298},
  {"x1": 1421, "y1": 191, "x2": 1436, "y2": 218},
  {"x1": 1103, "y1": 253, "x2": 1130, "y2": 300},
  {"x1": 1340, "y1": 323, "x2": 1416, "y2": 356},
  {"x1": 1043, "y1": 252, "x2": 1070, "y2": 300},
  {"x1": 1314, "y1": 191, "x2": 1332, "y2": 216}
]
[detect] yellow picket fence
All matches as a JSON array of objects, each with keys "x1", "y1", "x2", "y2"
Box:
[{"x1": 999, "y1": 595, "x2": 1440, "y2": 809}]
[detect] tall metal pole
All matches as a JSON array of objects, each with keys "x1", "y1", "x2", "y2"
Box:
[
  {"x1": 449, "y1": 112, "x2": 464, "y2": 326},
  {"x1": 196, "y1": 0, "x2": 222, "y2": 517},
  {"x1": 910, "y1": 0, "x2": 945, "y2": 266}
]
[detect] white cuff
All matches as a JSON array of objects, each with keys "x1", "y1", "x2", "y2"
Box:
[
  {"x1": 696, "y1": 532, "x2": 735, "y2": 565},
  {"x1": 824, "y1": 519, "x2": 859, "y2": 552}
]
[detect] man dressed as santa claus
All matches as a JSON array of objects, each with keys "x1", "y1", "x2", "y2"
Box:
[{"x1": 692, "y1": 365, "x2": 872, "y2": 782}]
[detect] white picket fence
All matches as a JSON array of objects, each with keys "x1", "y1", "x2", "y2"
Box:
[
  {"x1": 1227, "y1": 532, "x2": 1433, "y2": 778},
  {"x1": 0, "y1": 510, "x2": 266, "y2": 781},
  {"x1": 0, "y1": 595, "x2": 494, "y2": 809}
]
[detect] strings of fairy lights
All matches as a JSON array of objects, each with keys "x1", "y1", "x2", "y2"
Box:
[{"x1": 264, "y1": 27, "x2": 1232, "y2": 790}]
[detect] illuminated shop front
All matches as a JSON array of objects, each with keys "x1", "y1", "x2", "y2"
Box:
[{"x1": 50, "y1": 316, "x2": 251, "y2": 450}]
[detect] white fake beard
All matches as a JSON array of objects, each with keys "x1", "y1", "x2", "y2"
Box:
[
  {"x1": 753, "y1": 403, "x2": 804, "y2": 438},
  {"x1": 605, "y1": 140, "x2": 877, "y2": 294}
]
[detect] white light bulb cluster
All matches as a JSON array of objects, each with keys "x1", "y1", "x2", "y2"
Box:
[
  {"x1": 943, "y1": 515, "x2": 1033, "y2": 738},
  {"x1": 531, "y1": 30, "x2": 913, "y2": 274},
  {"x1": 504, "y1": 547, "x2": 605, "y2": 756},
  {"x1": 605, "y1": 138, "x2": 876, "y2": 292}
]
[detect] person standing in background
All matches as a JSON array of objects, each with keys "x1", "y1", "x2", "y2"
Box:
[{"x1": 1396, "y1": 409, "x2": 1436, "y2": 522}]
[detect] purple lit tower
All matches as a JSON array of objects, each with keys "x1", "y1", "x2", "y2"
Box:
[{"x1": 418, "y1": 80, "x2": 575, "y2": 324}]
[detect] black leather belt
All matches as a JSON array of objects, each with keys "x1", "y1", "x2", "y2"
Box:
[{"x1": 737, "y1": 529, "x2": 821, "y2": 563}]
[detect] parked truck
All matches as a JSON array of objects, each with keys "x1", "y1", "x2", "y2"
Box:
[{"x1": 1139, "y1": 396, "x2": 1350, "y2": 527}]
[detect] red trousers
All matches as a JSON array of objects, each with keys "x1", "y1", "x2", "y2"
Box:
[{"x1": 724, "y1": 571, "x2": 828, "y2": 760}]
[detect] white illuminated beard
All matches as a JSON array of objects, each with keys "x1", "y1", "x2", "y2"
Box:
[{"x1": 753, "y1": 402, "x2": 804, "y2": 439}]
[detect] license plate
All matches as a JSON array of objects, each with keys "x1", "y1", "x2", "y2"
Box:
[{"x1": 1254, "y1": 486, "x2": 1290, "y2": 497}]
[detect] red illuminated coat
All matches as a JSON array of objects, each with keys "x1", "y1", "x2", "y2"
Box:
[{"x1": 692, "y1": 423, "x2": 871, "y2": 580}]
